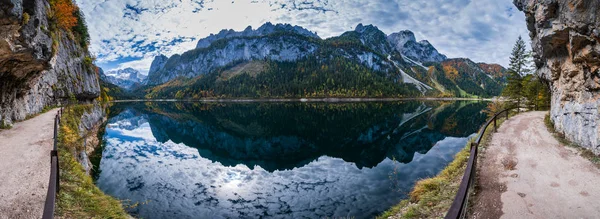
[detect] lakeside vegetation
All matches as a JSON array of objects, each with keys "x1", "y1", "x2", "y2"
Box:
[
  {"x1": 377, "y1": 144, "x2": 471, "y2": 218},
  {"x1": 56, "y1": 105, "x2": 129, "y2": 218}
]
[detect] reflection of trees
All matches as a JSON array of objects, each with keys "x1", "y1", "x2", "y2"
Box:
[{"x1": 111, "y1": 101, "x2": 487, "y2": 171}]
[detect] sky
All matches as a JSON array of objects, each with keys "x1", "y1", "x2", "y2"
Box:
[{"x1": 77, "y1": 0, "x2": 530, "y2": 75}]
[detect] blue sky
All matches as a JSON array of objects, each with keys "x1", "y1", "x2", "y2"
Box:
[{"x1": 77, "y1": 0, "x2": 530, "y2": 75}]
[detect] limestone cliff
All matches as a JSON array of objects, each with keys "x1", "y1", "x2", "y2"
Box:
[
  {"x1": 77, "y1": 103, "x2": 106, "y2": 175},
  {"x1": 514, "y1": 0, "x2": 600, "y2": 153},
  {"x1": 0, "y1": 0, "x2": 100, "y2": 126}
]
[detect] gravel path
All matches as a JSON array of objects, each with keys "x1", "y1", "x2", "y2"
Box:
[
  {"x1": 0, "y1": 109, "x2": 59, "y2": 219},
  {"x1": 470, "y1": 111, "x2": 600, "y2": 219}
]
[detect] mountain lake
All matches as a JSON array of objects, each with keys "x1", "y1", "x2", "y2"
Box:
[{"x1": 94, "y1": 100, "x2": 488, "y2": 219}]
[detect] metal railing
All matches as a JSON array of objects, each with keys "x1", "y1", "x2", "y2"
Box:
[
  {"x1": 42, "y1": 108, "x2": 62, "y2": 219},
  {"x1": 444, "y1": 105, "x2": 547, "y2": 219}
]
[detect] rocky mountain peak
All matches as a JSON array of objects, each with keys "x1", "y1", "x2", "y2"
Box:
[
  {"x1": 256, "y1": 22, "x2": 319, "y2": 38},
  {"x1": 387, "y1": 30, "x2": 446, "y2": 63},
  {"x1": 149, "y1": 54, "x2": 168, "y2": 75},
  {"x1": 387, "y1": 30, "x2": 416, "y2": 48},
  {"x1": 349, "y1": 23, "x2": 394, "y2": 54},
  {"x1": 195, "y1": 22, "x2": 319, "y2": 49},
  {"x1": 354, "y1": 23, "x2": 378, "y2": 33},
  {"x1": 419, "y1": 40, "x2": 432, "y2": 46}
]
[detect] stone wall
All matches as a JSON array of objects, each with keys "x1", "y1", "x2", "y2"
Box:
[{"x1": 514, "y1": 0, "x2": 600, "y2": 153}]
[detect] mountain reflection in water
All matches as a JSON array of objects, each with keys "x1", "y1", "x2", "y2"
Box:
[{"x1": 96, "y1": 101, "x2": 487, "y2": 219}]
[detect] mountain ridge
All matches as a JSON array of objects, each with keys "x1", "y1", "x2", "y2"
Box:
[{"x1": 108, "y1": 22, "x2": 507, "y2": 99}]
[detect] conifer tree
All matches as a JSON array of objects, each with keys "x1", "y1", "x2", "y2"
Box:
[{"x1": 503, "y1": 36, "x2": 531, "y2": 107}]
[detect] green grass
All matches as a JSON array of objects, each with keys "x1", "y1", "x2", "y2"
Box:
[
  {"x1": 56, "y1": 104, "x2": 129, "y2": 218},
  {"x1": 0, "y1": 121, "x2": 12, "y2": 129},
  {"x1": 544, "y1": 114, "x2": 600, "y2": 168}
]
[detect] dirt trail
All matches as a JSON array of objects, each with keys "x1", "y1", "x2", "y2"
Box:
[
  {"x1": 470, "y1": 111, "x2": 600, "y2": 219},
  {"x1": 0, "y1": 109, "x2": 59, "y2": 219}
]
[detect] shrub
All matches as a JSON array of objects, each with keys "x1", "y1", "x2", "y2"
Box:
[
  {"x1": 83, "y1": 55, "x2": 94, "y2": 68},
  {"x1": 22, "y1": 12, "x2": 30, "y2": 25},
  {"x1": 0, "y1": 121, "x2": 12, "y2": 129},
  {"x1": 483, "y1": 100, "x2": 506, "y2": 119}
]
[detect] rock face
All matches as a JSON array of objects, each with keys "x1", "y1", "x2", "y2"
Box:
[
  {"x1": 353, "y1": 24, "x2": 396, "y2": 55},
  {"x1": 0, "y1": 0, "x2": 100, "y2": 126},
  {"x1": 77, "y1": 103, "x2": 106, "y2": 175},
  {"x1": 148, "y1": 54, "x2": 168, "y2": 76},
  {"x1": 515, "y1": 0, "x2": 600, "y2": 153},
  {"x1": 195, "y1": 22, "x2": 319, "y2": 49},
  {"x1": 388, "y1": 30, "x2": 447, "y2": 63},
  {"x1": 148, "y1": 34, "x2": 320, "y2": 85}
]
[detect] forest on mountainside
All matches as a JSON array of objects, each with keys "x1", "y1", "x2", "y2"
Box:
[{"x1": 144, "y1": 57, "x2": 423, "y2": 99}]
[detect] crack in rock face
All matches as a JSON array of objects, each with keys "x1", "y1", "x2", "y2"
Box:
[{"x1": 514, "y1": 0, "x2": 600, "y2": 153}]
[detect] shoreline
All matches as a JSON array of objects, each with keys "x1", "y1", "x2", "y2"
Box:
[{"x1": 112, "y1": 97, "x2": 494, "y2": 103}]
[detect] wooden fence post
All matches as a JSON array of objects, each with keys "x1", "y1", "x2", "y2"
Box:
[{"x1": 494, "y1": 117, "x2": 497, "y2": 132}]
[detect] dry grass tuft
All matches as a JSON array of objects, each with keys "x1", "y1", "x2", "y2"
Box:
[{"x1": 377, "y1": 142, "x2": 471, "y2": 219}]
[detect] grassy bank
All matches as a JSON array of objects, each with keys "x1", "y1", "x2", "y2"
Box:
[
  {"x1": 56, "y1": 104, "x2": 129, "y2": 218},
  {"x1": 544, "y1": 114, "x2": 600, "y2": 168},
  {"x1": 378, "y1": 110, "x2": 514, "y2": 218},
  {"x1": 377, "y1": 143, "x2": 471, "y2": 218}
]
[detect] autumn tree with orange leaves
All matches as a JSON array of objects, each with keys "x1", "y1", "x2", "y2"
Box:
[{"x1": 51, "y1": 0, "x2": 78, "y2": 30}]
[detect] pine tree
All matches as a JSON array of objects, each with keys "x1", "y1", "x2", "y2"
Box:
[
  {"x1": 503, "y1": 36, "x2": 531, "y2": 107},
  {"x1": 509, "y1": 36, "x2": 531, "y2": 76}
]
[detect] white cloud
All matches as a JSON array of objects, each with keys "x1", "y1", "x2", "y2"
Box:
[{"x1": 77, "y1": 0, "x2": 530, "y2": 74}]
